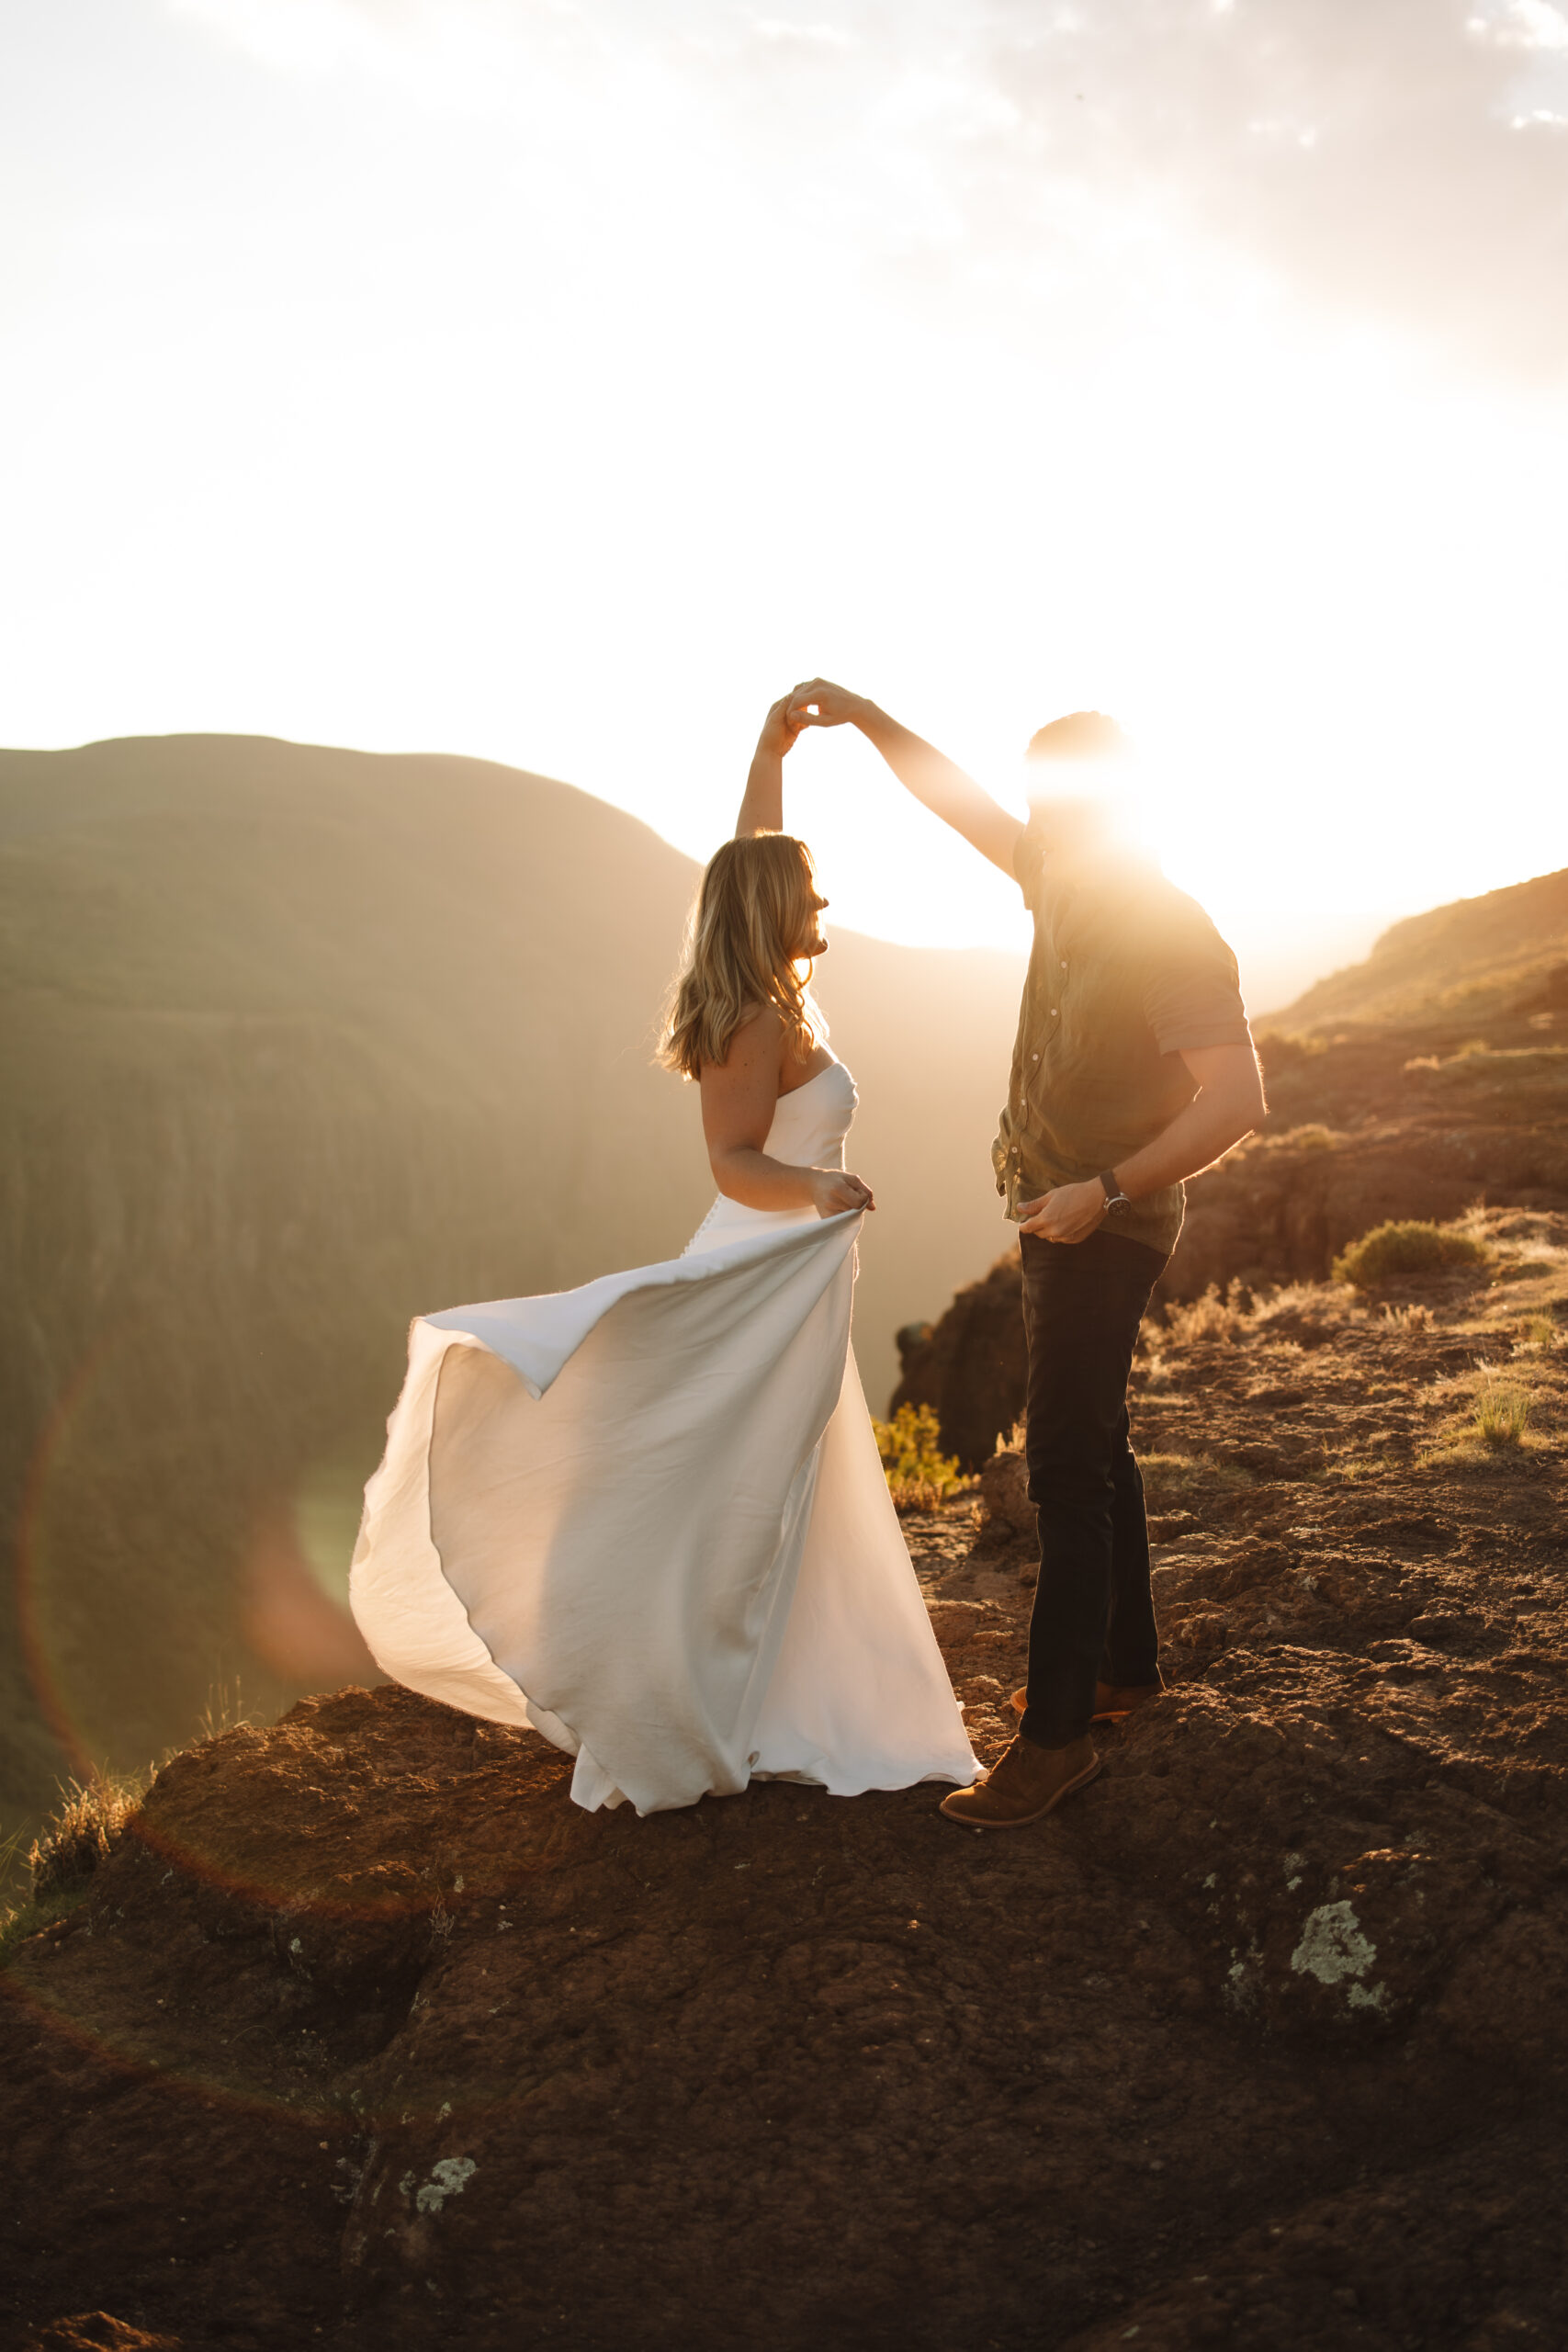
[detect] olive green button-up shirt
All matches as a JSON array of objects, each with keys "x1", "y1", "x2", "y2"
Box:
[{"x1": 993, "y1": 822, "x2": 1254, "y2": 1261}]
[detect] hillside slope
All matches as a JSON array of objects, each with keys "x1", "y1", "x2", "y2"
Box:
[
  {"x1": 1270, "y1": 865, "x2": 1568, "y2": 1035},
  {"x1": 0, "y1": 734, "x2": 1023, "y2": 1838}
]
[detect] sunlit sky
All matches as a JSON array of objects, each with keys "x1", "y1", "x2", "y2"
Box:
[{"x1": 4, "y1": 0, "x2": 1566, "y2": 1004}]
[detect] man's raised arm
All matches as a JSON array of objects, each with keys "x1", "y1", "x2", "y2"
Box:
[{"x1": 787, "y1": 678, "x2": 1023, "y2": 876}]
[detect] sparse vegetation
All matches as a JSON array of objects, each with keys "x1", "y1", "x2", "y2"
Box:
[
  {"x1": 197, "y1": 1678, "x2": 254, "y2": 1743},
  {"x1": 1247, "y1": 1280, "x2": 1354, "y2": 1346},
  {"x1": 27, "y1": 1774, "x2": 141, "y2": 1902},
  {"x1": 1, "y1": 1771, "x2": 143, "y2": 1969},
  {"x1": 1163, "y1": 1282, "x2": 1248, "y2": 1346},
  {"x1": 872, "y1": 1402, "x2": 972, "y2": 1514},
  {"x1": 1427, "y1": 1044, "x2": 1568, "y2": 1100},
  {"x1": 1474, "y1": 1378, "x2": 1531, "y2": 1449},
  {"x1": 1333, "y1": 1219, "x2": 1490, "y2": 1287},
  {"x1": 0, "y1": 1884, "x2": 89, "y2": 1969},
  {"x1": 1271, "y1": 1123, "x2": 1340, "y2": 1152},
  {"x1": 1381, "y1": 1302, "x2": 1432, "y2": 1332},
  {"x1": 1140, "y1": 1453, "x2": 1255, "y2": 1511}
]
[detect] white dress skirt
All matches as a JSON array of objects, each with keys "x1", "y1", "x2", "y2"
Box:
[{"x1": 350, "y1": 1061, "x2": 978, "y2": 1815}]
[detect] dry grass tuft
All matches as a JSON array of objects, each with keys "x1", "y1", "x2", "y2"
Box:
[
  {"x1": 28, "y1": 1774, "x2": 141, "y2": 1902},
  {"x1": 1164, "y1": 1282, "x2": 1249, "y2": 1346},
  {"x1": 197, "y1": 1678, "x2": 254, "y2": 1743},
  {"x1": 1473, "y1": 1377, "x2": 1531, "y2": 1449},
  {"x1": 1248, "y1": 1280, "x2": 1350, "y2": 1336},
  {"x1": 1271, "y1": 1123, "x2": 1341, "y2": 1152},
  {"x1": 1381, "y1": 1302, "x2": 1432, "y2": 1332},
  {"x1": 3, "y1": 1772, "x2": 145, "y2": 1965}
]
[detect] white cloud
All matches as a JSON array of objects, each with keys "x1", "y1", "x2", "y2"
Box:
[
  {"x1": 952, "y1": 0, "x2": 1568, "y2": 376},
  {"x1": 751, "y1": 17, "x2": 859, "y2": 49},
  {"x1": 1472, "y1": 0, "x2": 1568, "y2": 52},
  {"x1": 165, "y1": 0, "x2": 1568, "y2": 376}
]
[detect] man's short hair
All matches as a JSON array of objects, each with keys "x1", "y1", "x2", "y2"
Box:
[{"x1": 1024, "y1": 710, "x2": 1129, "y2": 763}]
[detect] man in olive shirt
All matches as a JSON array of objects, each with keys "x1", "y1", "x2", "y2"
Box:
[{"x1": 788, "y1": 684, "x2": 1264, "y2": 1829}]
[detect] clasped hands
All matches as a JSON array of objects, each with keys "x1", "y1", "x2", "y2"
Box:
[
  {"x1": 782, "y1": 679, "x2": 868, "y2": 740},
  {"x1": 754, "y1": 680, "x2": 871, "y2": 761}
]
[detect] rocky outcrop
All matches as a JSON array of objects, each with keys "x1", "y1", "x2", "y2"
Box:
[
  {"x1": 1170, "y1": 1021, "x2": 1568, "y2": 1302},
  {"x1": 6, "y1": 1207, "x2": 1567, "y2": 2348},
  {"x1": 890, "y1": 1249, "x2": 1025, "y2": 1469}
]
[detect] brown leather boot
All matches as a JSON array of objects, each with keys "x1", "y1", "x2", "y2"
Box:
[
  {"x1": 940, "y1": 1734, "x2": 1100, "y2": 1828},
  {"x1": 1009, "y1": 1677, "x2": 1166, "y2": 1724}
]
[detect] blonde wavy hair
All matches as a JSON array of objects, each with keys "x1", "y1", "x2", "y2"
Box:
[{"x1": 660, "y1": 832, "x2": 826, "y2": 1080}]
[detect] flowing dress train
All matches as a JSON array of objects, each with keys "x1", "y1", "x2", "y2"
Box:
[{"x1": 350, "y1": 1061, "x2": 978, "y2": 1814}]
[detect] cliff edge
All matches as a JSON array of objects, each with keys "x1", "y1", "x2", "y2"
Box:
[{"x1": 5, "y1": 1208, "x2": 1567, "y2": 2349}]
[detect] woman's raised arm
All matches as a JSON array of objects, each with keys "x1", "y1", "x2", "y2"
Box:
[{"x1": 733, "y1": 695, "x2": 803, "y2": 837}]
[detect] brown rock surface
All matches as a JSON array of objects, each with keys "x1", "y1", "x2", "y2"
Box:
[
  {"x1": 4, "y1": 1209, "x2": 1566, "y2": 2349},
  {"x1": 23, "y1": 2322, "x2": 181, "y2": 2352}
]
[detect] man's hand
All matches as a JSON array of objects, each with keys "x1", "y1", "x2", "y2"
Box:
[
  {"x1": 787, "y1": 678, "x2": 874, "y2": 730},
  {"x1": 785, "y1": 678, "x2": 1023, "y2": 876},
  {"x1": 1017, "y1": 1180, "x2": 1107, "y2": 1244}
]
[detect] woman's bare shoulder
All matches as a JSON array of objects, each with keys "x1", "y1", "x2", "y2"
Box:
[{"x1": 699, "y1": 1003, "x2": 783, "y2": 1082}]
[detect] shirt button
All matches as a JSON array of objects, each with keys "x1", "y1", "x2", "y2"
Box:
[
  {"x1": 1031, "y1": 1052, "x2": 1039, "y2": 1061},
  {"x1": 1051, "y1": 1007, "x2": 1059, "y2": 1018}
]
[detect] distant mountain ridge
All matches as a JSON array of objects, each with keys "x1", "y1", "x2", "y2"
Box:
[{"x1": 1268, "y1": 865, "x2": 1568, "y2": 1035}]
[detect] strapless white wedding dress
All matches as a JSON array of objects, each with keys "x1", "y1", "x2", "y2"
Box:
[{"x1": 350, "y1": 1061, "x2": 978, "y2": 1814}]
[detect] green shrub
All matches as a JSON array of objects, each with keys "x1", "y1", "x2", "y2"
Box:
[
  {"x1": 871, "y1": 1403, "x2": 970, "y2": 1513},
  {"x1": 1332, "y1": 1220, "x2": 1489, "y2": 1287}
]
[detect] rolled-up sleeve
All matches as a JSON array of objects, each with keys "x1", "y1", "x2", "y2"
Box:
[{"x1": 1142, "y1": 921, "x2": 1252, "y2": 1055}]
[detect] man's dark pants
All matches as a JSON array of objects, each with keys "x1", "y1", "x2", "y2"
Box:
[{"x1": 1018, "y1": 1227, "x2": 1168, "y2": 1750}]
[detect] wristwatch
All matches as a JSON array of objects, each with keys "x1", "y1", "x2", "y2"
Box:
[{"x1": 1098, "y1": 1170, "x2": 1134, "y2": 1216}]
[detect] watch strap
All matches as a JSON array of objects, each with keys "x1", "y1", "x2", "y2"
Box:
[{"x1": 1098, "y1": 1170, "x2": 1132, "y2": 1213}]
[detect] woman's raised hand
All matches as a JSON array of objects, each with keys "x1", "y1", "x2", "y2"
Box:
[
  {"x1": 808, "y1": 1166, "x2": 876, "y2": 1219},
  {"x1": 737, "y1": 696, "x2": 805, "y2": 835},
  {"x1": 760, "y1": 694, "x2": 807, "y2": 759}
]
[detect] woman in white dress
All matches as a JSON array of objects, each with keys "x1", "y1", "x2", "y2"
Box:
[{"x1": 349, "y1": 696, "x2": 977, "y2": 1815}]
